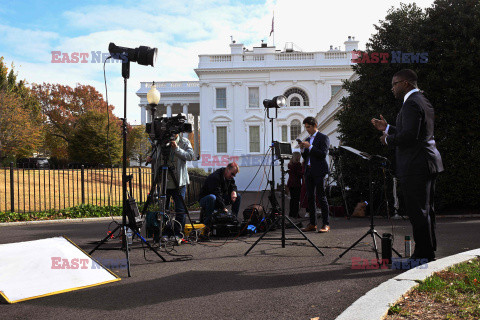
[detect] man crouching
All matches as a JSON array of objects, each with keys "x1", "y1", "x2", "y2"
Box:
[{"x1": 199, "y1": 162, "x2": 241, "y2": 228}]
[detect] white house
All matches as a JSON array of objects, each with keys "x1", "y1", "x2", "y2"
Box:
[{"x1": 136, "y1": 37, "x2": 358, "y2": 191}]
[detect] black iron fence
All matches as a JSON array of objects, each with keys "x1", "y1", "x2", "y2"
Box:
[{"x1": 0, "y1": 163, "x2": 205, "y2": 213}]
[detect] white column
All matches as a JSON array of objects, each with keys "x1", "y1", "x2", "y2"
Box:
[
  {"x1": 166, "y1": 103, "x2": 172, "y2": 117},
  {"x1": 182, "y1": 103, "x2": 189, "y2": 117},
  {"x1": 140, "y1": 104, "x2": 147, "y2": 125},
  {"x1": 194, "y1": 114, "x2": 200, "y2": 157}
]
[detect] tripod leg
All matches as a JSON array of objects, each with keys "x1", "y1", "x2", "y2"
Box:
[
  {"x1": 123, "y1": 225, "x2": 131, "y2": 277},
  {"x1": 244, "y1": 215, "x2": 279, "y2": 256},
  {"x1": 284, "y1": 216, "x2": 324, "y2": 255},
  {"x1": 339, "y1": 231, "x2": 370, "y2": 258},
  {"x1": 89, "y1": 225, "x2": 121, "y2": 255},
  {"x1": 167, "y1": 167, "x2": 196, "y2": 234},
  {"x1": 371, "y1": 231, "x2": 379, "y2": 261},
  {"x1": 134, "y1": 231, "x2": 167, "y2": 262}
]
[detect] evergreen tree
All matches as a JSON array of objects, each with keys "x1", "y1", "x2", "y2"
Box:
[{"x1": 336, "y1": 0, "x2": 480, "y2": 211}]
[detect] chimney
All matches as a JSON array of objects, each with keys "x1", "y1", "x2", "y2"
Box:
[
  {"x1": 344, "y1": 36, "x2": 359, "y2": 52},
  {"x1": 230, "y1": 42, "x2": 244, "y2": 55}
]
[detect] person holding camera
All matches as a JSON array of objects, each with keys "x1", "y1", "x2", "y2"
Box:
[
  {"x1": 147, "y1": 133, "x2": 194, "y2": 243},
  {"x1": 198, "y1": 162, "x2": 241, "y2": 228}
]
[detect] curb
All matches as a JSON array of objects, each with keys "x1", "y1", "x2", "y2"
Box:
[
  {"x1": 335, "y1": 248, "x2": 480, "y2": 320},
  {"x1": 0, "y1": 211, "x2": 202, "y2": 227}
]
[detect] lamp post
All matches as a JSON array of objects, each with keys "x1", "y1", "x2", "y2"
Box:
[{"x1": 147, "y1": 82, "x2": 161, "y2": 187}]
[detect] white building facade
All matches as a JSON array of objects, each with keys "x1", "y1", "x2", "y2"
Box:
[{"x1": 137, "y1": 37, "x2": 358, "y2": 191}]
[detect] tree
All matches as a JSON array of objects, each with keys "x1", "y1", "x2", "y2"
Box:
[
  {"x1": 31, "y1": 83, "x2": 120, "y2": 163},
  {"x1": 0, "y1": 91, "x2": 42, "y2": 162},
  {"x1": 68, "y1": 110, "x2": 122, "y2": 165},
  {"x1": 336, "y1": 0, "x2": 480, "y2": 212},
  {"x1": 126, "y1": 125, "x2": 150, "y2": 166},
  {"x1": 0, "y1": 58, "x2": 43, "y2": 163}
]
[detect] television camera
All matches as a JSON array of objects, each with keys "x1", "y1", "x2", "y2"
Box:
[{"x1": 146, "y1": 114, "x2": 193, "y2": 144}]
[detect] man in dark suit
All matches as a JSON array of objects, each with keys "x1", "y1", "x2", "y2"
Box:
[
  {"x1": 299, "y1": 117, "x2": 331, "y2": 233},
  {"x1": 372, "y1": 69, "x2": 443, "y2": 262}
]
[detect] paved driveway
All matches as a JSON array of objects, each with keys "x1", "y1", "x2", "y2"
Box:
[{"x1": 1, "y1": 212, "x2": 479, "y2": 320}]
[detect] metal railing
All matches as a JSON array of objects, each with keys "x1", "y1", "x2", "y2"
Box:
[{"x1": 0, "y1": 163, "x2": 206, "y2": 213}]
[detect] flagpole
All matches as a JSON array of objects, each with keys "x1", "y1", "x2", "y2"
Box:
[{"x1": 273, "y1": 11, "x2": 275, "y2": 47}]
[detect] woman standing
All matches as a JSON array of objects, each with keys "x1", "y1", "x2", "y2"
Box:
[{"x1": 287, "y1": 152, "x2": 303, "y2": 218}]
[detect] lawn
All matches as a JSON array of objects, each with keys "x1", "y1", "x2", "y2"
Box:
[
  {"x1": 0, "y1": 167, "x2": 151, "y2": 213},
  {"x1": 386, "y1": 257, "x2": 480, "y2": 319}
]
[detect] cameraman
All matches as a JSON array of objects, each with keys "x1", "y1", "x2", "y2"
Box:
[
  {"x1": 198, "y1": 162, "x2": 241, "y2": 228},
  {"x1": 148, "y1": 133, "x2": 194, "y2": 243}
]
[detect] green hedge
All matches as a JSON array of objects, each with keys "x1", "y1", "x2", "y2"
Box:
[
  {"x1": 0, "y1": 202, "x2": 201, "y2": 223},
  {"x1": 0, "y1": 204, "x2": 122, "y2": 222}
]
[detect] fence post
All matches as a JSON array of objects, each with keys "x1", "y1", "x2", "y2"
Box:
[
  {"x1": 10, "y1": 162, "x2": 14, "y2": 212},
  {"x1": 81, "y1": 165, "x2": 85, "y2": 204},
  {"x1": 138, "y1": 167, "x2": 143, "y2": 203}
]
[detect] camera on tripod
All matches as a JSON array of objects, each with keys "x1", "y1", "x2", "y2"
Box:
[{"x1": 146, "y1": 114, "x2": 193, "y2": 143}]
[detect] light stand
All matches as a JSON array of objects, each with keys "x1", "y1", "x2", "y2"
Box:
[
  {"x1": 89, "y1": 44, "x2": 162, "y2": 277},
  {"x1": 245, "y1": 97, "x2": 324, "y2": 256},
  {"x1": 338, "y1": 146, "x2": 401, "y2": 260}
]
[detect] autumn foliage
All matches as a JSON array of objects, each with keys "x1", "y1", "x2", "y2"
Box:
[
  {"x1": 0, "y1": 58, "x2": 43, "y2": 163},
  {"x1": 0, "y1": 56, "x2": 146, "y2": 166},
  {"x1": 31, "y1": 83, "x2": 122, "y2": 165}
]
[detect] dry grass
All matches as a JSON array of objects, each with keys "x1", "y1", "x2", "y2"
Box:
[
  {"x1": 0, "y1": 167, "x2": 152, "y2": 212},
  {"x1": 385, "y1": 258, "x2": 480, "y2": 319}
]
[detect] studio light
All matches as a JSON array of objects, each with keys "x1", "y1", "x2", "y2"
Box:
[
  {"x1": 108, "y1": 42, "x2": 158, "y2": 66},
  {"x1": 263, "y1": 95, "x2": 287, "y2": 109}
]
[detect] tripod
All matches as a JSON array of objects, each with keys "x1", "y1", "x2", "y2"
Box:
[
  {"x1": 89, "y1": 62, "x2": 165, "y2": 276},
  {"x1": 338, "y1": 146, "x2": 401, "y2": 260},
  {"x1": 327, "y1": 150, "x2": 350, "y2": 219},
  {"x1": 141, "y1": 141, "x2": 196, "y2": 243},
  {"x1": 244, "y1": 120, "x2": 324, "y2": 256}
]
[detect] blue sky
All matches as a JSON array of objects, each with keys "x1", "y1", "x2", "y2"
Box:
[{"x1": 0, "y1": 0, "x2": 435, "y2": 123}]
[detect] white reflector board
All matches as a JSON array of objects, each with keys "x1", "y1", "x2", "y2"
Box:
[{"x1": 0, "y1": 236, "x2": 120, "y2": 303}]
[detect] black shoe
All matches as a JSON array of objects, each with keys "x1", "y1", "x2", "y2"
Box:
[{"x1": 410, "y1": 253, "x2": 436, "y2": 263}]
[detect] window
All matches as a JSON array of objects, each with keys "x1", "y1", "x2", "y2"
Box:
[
  {"x1": 284, "y1": 87, "x2": 309, "y2": 106},
  {"x1": 248, "y1": 87, "x2": 259, "y2": 108},
  {"x1": 290, "y1": 97, "x2": 301, "y2": 106},
  {"x1": 290, "y1": 120, "x2": 301, "y2": 141},
  {"x1": 216, "y1": 88, "x2": 226, "y2": 108},
  {"x1": 249, "y1": 126, "x2": 260, "y2": 152},
  {"x1": 217, "y1": 126, "x2": 227, "y2": 153},
  {"x1": 331, "y1": 85, "x2": 342, "y2": 97},
  {"x1": 281, "y1": 125, "x2": 288, "y2": 142}
]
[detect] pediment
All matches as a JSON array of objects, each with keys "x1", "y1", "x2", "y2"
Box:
[
  {"x1": 210, "y1": 115, "x2": 232, "y2": 122},
  {"x1": 243, "y1": 115, "x2": 264, "y2": 122}
]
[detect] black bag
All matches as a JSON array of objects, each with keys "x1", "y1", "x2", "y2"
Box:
[
  {"x1": 145, "y1": 211, "x2": 160, "y2": 242},
  {"x1": 211, "y1": 211, "x2": 239, "y2": 237},
  {"x1": 212, "y1": 211, "x2": 238, "y2": 224},
  {"x1": 242, "y1": 204, "x2": 265, "y2": 225}
]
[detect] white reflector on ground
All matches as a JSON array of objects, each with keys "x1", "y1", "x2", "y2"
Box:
[{"x1": 0, "y1": 236, "x2": 120, "y2": 303}]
